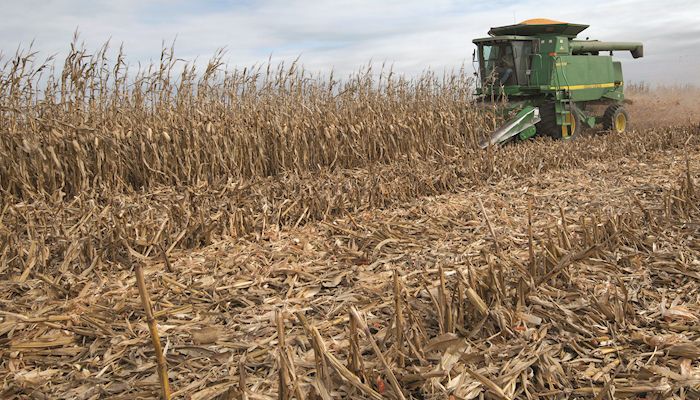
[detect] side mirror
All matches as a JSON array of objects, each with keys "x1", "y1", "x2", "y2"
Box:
[{"x1": 472, "y1": 49, "x2": 476, "y2": 63}]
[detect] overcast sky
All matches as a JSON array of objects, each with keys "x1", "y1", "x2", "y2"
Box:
[{"x1": 1, "y1": 0, "x2": 699, "y2": 85}]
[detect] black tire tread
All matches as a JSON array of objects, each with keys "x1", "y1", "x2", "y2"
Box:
[
  {"x1": 602, "y1": 104, "x2": 629, "y2": 132},
  {"x1": 536, "y1": 101, "x2": 581, "y2": 139},
  {"x1": 536, "y1": 102, "x2": 561, "y2": 139}
]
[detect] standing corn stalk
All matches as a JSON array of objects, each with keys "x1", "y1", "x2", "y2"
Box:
[{"x1": 135, "y1": 263, "x2": 172, "y2": 400}]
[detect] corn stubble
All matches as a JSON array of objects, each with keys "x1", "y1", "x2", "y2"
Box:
[{"x1": 2, "y1": 42, "x2": 700, "y2": 399}]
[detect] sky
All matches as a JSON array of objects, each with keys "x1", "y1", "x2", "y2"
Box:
[{"x1": 1, "y1": 0, "x2": 699, "y2": 86}]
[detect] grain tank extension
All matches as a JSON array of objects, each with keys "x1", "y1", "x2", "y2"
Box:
[{"x1": 474, "y1": 19, "x2": 643, "y2": 147}]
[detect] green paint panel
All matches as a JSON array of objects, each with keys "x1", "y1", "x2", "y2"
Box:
[
  {"x1": 550, "y1": 55, "x2": 619, "y2": 101},
  {"x1": 518, "y1": 125, "x2": 537, "y2": 140}
]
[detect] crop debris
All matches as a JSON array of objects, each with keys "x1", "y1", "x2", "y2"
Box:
[{"x1": 1, "y1": 43, "x2": 700, "y2": 399}]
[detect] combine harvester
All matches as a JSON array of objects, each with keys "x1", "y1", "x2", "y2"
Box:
[{"x1": 474, "y1": 19, "x2": 644, "y2": 147}]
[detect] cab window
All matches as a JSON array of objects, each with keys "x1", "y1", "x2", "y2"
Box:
[{"x1": 479, "y1": 41, "x2": 532, "y2": 87}]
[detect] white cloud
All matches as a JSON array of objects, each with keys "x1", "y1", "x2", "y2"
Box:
[{"x1": 1, "y1": 0, "x2": 699, "y2": 85}]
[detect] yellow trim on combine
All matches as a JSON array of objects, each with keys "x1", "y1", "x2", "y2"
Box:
[
  {"x1": 561, "y1": 112, "x2": 576, "y2": 138},
  {"x1": 549, "y1": 82, "x2": 617, "y2": 91},
  {"x1": 615, "y1": 112, "x2": 627, "y2": 132}
]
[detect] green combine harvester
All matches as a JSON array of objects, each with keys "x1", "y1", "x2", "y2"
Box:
[{"x1": 473, "y1": 18, "x2": 644, "y2": 148}]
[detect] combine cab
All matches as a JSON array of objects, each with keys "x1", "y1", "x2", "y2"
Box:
[{"x1": 474, "y1": 19, "x2": 643, "y2": 147}]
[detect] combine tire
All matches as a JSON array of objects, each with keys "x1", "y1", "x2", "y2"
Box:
[
  {"x1": 603, "y1": 104, "x2": 629, "y2": 134},
  {"x1": 536, "y1": 102, "x2": 581, "y2": 140}
]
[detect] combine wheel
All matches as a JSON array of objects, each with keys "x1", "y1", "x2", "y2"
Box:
[
  {"x1": 536, "y1": 102, "x2": 581, "y2": 140},
  {"x1": 603, "y1": 104, "x2": 629, "y2": 133}
]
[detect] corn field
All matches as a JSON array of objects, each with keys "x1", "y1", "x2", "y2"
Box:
[
  {"x1": 0, "y1": 42, "x2": 498, "y2": 200},
  {"x1": 2, "y1": 43, "x2": 700, "y2": 400}
]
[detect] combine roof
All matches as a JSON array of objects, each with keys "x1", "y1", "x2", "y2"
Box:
[{"x1": 489, "y1": 18, "x2": 589, "y2": 37}]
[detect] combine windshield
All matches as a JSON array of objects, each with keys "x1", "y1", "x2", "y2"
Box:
[{"x1": 479, "y1": 41, "x2": 532, "y2": 87}]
